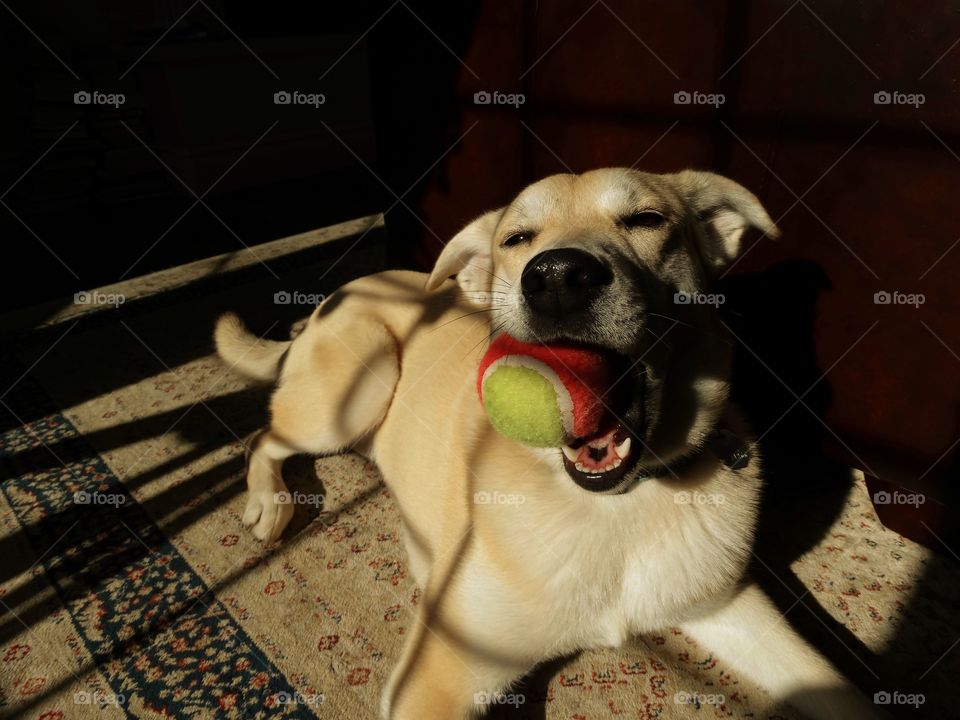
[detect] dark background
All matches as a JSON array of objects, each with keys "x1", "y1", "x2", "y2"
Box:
[{"x1": 2, "y1": 0, "x2": 957, "y2": 536}]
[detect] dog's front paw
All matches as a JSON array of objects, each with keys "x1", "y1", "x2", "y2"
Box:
[{"x1": 242, "y1": 489, "x2": 294, "y2": 543}]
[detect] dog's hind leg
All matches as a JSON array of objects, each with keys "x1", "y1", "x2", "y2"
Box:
[{"x1": 242, "y1": 314, "x2": 400, "y2": 542}]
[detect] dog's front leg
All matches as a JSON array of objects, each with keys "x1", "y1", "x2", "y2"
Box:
[
  {"x1": 679, "y1": 583, "x2": 881, "y2": 719},
  {"x1": 381, "y1": 529, "x2": 530, "y2": 720},
  {"x1": 381, "y1": 604, "x2": 526, "y2": 720}
]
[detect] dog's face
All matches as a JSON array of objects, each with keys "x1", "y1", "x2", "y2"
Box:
[{"x1": 428, "y1": 168, "x2": 777, "y2": 493}]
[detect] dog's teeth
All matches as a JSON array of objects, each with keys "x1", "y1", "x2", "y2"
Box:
[
  {"x1": 575, "y1": 462, "x2": 585, "y2": 472},
  {"x1": 615, "y1": 437, "x2": 631, "y2": 458},
  {"x1": 613, "y1": 459, "x2": 622, "y2": 468},
  {"x1": 562, "y1": 445, "x2": 579, "y2": 462}
]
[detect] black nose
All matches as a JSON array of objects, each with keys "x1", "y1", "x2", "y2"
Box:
[{"x1": 521, "y1": 248, "x2": 613, "y2": 318}]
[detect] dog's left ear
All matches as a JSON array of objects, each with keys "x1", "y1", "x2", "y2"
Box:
[
  {"x1": 671, "y1": 170, "x2": 780, "y2": 274},
  {"x1": 425, "y1": 208, "x2": 505, "y2": 294}
]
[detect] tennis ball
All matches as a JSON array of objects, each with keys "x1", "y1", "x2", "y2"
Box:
[{"x1": 477, "y1": 334, "x2": 614, "y2": 447}]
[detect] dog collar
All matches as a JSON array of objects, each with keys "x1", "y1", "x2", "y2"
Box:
[{"x1": 630, "y1": 428, "x2": 751, "y2": 483}]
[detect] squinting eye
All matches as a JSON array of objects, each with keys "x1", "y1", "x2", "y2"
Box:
[
  {"x1": 502, "y1": 232, "x2": 533, "y2": 247},
  {"x1": 622, "y1": 210, "x2": 665, "y2": 229}
]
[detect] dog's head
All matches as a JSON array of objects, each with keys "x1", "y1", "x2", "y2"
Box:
[{"x1": 427, "y1": 169, "x2": 778, "y2": 493}]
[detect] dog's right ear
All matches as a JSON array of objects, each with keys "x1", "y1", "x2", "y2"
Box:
[
  {"x1": 425, "y1": 208, "x2": 505, "y2": 294},
  {"x1": 671, "y1": 170, "x2": 780, "y2": 275}
]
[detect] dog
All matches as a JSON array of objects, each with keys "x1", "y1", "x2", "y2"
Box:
[{"x1": 215, "y1": 168, "x2": 880, "y2": 719}]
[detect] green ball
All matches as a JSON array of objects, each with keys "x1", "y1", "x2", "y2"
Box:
[{"x1": 481, "y1": 364, "x2": 566, "y2": 447}]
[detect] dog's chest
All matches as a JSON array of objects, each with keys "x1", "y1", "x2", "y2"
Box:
[
  {"x1": 598, "y1": 522, "x2": 728, "y2": 639},
  {"x1": 479, "y1": 487, "x2": 744, "y2": 649}
]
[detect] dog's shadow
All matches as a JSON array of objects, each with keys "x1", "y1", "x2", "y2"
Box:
[
  {"x1": 722, "y1": 259, "x2": 960, "y2": 715},
  {"x1": 719, "y1": 259, "x2": 881, "y2": 691}
]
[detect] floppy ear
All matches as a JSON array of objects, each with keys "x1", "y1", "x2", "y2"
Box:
[
  {"x1": 425, "y1": 208, "x2": 505, "y2": 294},
  {"x1": 672, "y1": 170, "x2": 780, "y2": 273}
]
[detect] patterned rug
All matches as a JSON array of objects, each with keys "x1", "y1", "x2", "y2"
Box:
[{"x1": 1, "y1": 274, "x2": 958, "y2": 719}]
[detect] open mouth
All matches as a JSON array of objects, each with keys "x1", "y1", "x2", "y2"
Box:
[
  {"x1": 561, "y1": 421, "x2": 642, "y2": 492},
  {"x1": 558, "y1": 351, "x2": 645, "y2": 493},
  {"x1": 482, "y1": 329, "x2": 648, "y2": 492}
]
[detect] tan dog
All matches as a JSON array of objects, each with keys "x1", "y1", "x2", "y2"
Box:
[{"x1": 215, "y1": 169, "x2": 880, "y2": 719}]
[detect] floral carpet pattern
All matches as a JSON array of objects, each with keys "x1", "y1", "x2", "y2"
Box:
[{"x1": 1, "y1": 290, "x2": 957, "y2": 719}]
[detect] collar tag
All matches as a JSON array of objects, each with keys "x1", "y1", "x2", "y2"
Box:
[{"x1": 706, "y1": 429, "x2": 751, "y2": 470}]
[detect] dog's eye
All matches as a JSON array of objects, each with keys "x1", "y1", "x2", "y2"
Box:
[
  {"x1": 502, "y1": 232, "x2": 533, "y2": 247},
  {"x1": 622, "y1": 210, "x2": 665, "y2": 229}
]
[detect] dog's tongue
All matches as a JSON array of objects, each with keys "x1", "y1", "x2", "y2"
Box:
[{"x1": 562, "y1": 423, "x2": 632, "y2": 473}]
